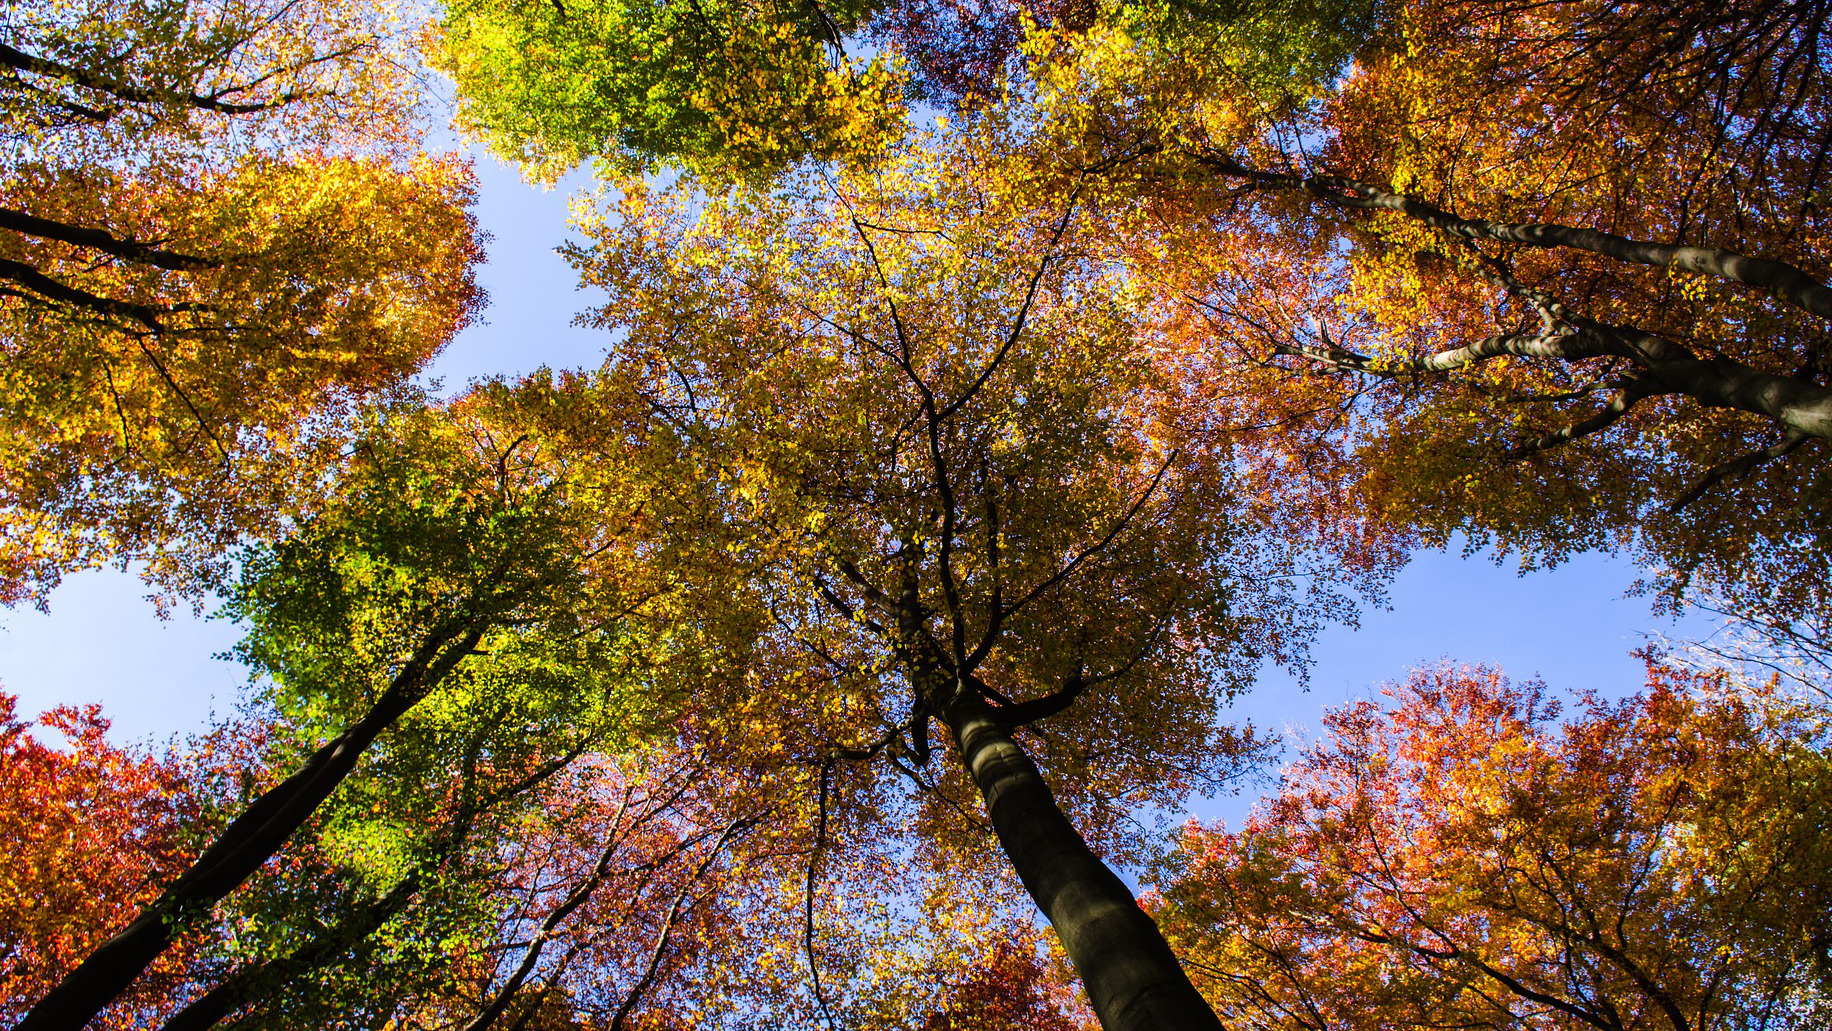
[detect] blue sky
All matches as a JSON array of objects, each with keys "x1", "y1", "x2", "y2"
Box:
[{"x1": 0, "y1": 154, "x2": 1718, "y2": 792}]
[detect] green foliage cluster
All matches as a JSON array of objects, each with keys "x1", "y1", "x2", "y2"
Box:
[
  {"x1": 187, "y1": 399, "x2": 670, "y2": 1027},
  {"x1": 433, "y1": 0, "x2": 904, "y2": 178}
]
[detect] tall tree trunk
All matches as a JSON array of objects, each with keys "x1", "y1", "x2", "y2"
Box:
[
  {"x1": 16, "y1": 619, "x2": 485, "y2": 1031},
  {"x1": 156, "y1": 875, "x2": 425, "y2": 1031},
  {"x1": 941, "y1": 689, "x2": 1224, "y2": 1031}
]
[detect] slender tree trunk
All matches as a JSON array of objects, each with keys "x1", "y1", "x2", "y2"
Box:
[
  {"x1": 156, "y1": 875, "x2": 425, "y2": 1031},
  {"x1": 940, "y1": 689, "x2": 1224, "y2": 1031},
  {"x1": 16, "y1": 620, "x2": 485, "y2": 1031}
]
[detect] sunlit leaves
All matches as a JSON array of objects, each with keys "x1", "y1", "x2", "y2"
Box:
[
  {"x1": 1154, "y1": 664, "x2": 1832, "y2": 1031},
  {"x1": 0, "y1": 694, "x2": 204, "y2": 1030},
  {"x1": 0, "y1": 0, "x2": 487, "y2": 604},
  {"x1": 432, "y1": 0, "x2": 904, "y2": 180},
  {"x1": 568, "y1": 131, "x2": 1286, "y2": 853},
  {"x1": 1, "y1": 0, "x2": 426, "y2": 167},
  {"x1": 0, "y1": 155, "x2": 485, "y2": 604}
]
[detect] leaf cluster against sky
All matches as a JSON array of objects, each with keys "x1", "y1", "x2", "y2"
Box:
[{"x1": 3, "y1": 0, "x2": 1830, "y2": 1029}]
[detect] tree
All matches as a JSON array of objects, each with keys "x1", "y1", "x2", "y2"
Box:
[
  {"x1": 1, "y1": 652, "x2": 767, "y2": 1031},
  {"x1": 1153, "y1": 663, "x2": 1832, "y2": 1031},
  {"x1": 1043, "y1": 0, "x2": 1832, "y2": 630},
  {"x1": 430, "y1": 0, "x2": 904, "y2": 180},
  {"x1": 436, "y1": 0, "x2": 1832, "y2": 642},
  {"x1": 0, "y1": 0, "x2": 486, "y2": 604},
  {"x1": 1293, "y1": 0, "x2": 1832, "y2": 630},
  {"x1": 561, "y1": 122, "x2": 1368, "y2": 1031},
  {"x1": 14, "y1": 382, "x2": 674, "y2": 1031},
  {"x1": 155, "y1": 742, "x2": 753, "y2": 1031},
  {"x1": 430, "y1": 0, "x2": 1382, "y2": 178}
]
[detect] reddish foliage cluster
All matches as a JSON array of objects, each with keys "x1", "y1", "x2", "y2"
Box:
[
  {"x1": 0, "y1": 692, "x2": 202, "y2": 1029},
  {"x1": 1154, "y1": 664, "x2": 1832, "y2": 1031},
  {"x1": 923, "y1": 937, "x2": 1089, "y2": 1031}
]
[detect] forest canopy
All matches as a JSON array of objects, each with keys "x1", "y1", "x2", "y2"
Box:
[{"x1": 2, "y1": 0, "x2": 1829, "y2": 1029}]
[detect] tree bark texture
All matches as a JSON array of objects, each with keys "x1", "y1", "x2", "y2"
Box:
[
  {"x1": 16, "y1": 622, "x2": 484, "y2": 1031},
  {"x1": 1643, "y1": 356, "x2": 1832, "y2": 439},
  {"x1": 942, "y1": 690, "x2": 1224, "y2": 1031}
]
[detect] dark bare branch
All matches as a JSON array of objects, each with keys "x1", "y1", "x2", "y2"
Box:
[
  {"x1": 0, "y1": 40, "x2": 322, "y2": 116},
  {"x1": 1499, "y1": 382, "x2": 1661, "y2": 460},
  {"x1": 0, "y1": 207, "x2": 220, "y2": 270},
  {"x1": 1666, "y1": 430, "x2": 1810, "y2": 512}
]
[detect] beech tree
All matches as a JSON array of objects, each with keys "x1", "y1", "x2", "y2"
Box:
[
  {"x1": 562, "y1": 125, "x2": 1369, "y2": 1031},
  {"x1": 15, "y1": 2, "x2": 1832, "y2": 1030},
  {"x1": 1152, "y1": 663, "x2": 1832, "y2": 1031},
  {"x1": 430, "y1": 0, "x2": 1832, "y2": 643},
  {"x1": 966, "y1": 0, "x2": 1832, "y2": 639},
  {"x1": 0, "y1": 0, "x2": 486, "y2": 603},
  {"x1": 0, "y1": 684, "x2": 765, "y2": 1031},
  {"x1": 1276, "y1": 0, "x2": 1832, "y2": 631},
  {"x1": 430, "y1": 0, "x2": 1380, "y2": 178},
  {"x1": 12, "y1": 384, "x2": 676, "y2": 1031}
]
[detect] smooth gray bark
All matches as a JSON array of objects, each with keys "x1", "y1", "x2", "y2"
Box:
[
  {"x1": 1643, "y1": 356, "x2": 1832, "y2": 439},
  {"x1": 942, "y1": 690, "x2": 1224, "y2": 1031},
  {"x1": 1313, "y1": 179, "x2": 1832, "y2": 323}
]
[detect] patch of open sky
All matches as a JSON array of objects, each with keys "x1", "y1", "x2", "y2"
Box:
[
  {"x1": 417, "y1": 150, "x2": 614, "y2": 391},
  {"x1": 1190, "y1": 541, "x2": 1720, "y2": 829},
  {"x1": 0, "y1": 566, "x2": 242, "y2": 748}
]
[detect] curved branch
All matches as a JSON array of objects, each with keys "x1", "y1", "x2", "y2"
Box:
[
  {"x1": 1499, "y1": 381, "x2": 1661, "y2": 460},
  {"x1": 1417, "y1": 330, "x2": 1616, "y2": 371},
  {"x1": 0, "y1": 256, "x2": 168, "y2": 328},
  {"x1": 607, "y1": 816, "x2": 751, "y2": 1031},
  {"x1": 1667, "y1": 430, "x2": 1810, "y2": 513},
  {"x1": 1001, "y1": 451, "x2": 1177, "y2": 619},
  {"x1": 1306, "y1": 174, "x2": 1832, "y2": 324},
  {"x1": 1191, "y1": 149, "x2": 1832, "y2": 323},
  {"x1": 0, "y1": 40, "x2": 320, "y2": 116},
  {"x1": 802, "y1": 763, "x2": 842, "y2": 1031},
  {"x1": 936, "y1": 184, "x2": 1085, "y2": 422},
  {"x1": 1, "y1": 207, "x2": 220, "y2": 270}
]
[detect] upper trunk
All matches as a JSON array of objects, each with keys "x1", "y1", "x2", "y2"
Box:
[
  {"x1": 16, "y1": 620, "x2": 485, "y2": 1031},
  {"x1": 940, "y1": 688, "x2": 1224, "y2": 1031},
  {"x1": 1645, "y1": 356, "x2": 1832, "y2": 440}
]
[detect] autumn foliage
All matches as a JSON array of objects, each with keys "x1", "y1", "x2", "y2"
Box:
[
  {"x1": 0, "y1": 692, "x2": 202, "y2": 1029},
  {"x1": 0, "y1": 0, "x2": 487, "y2": 605},
  {"x1": 1154, "y1": 664, "x2": 1832, "y2": 1031},
  {"x1": 7, "y1": 1, "x2": 1832, "y2": 1031},
  {"x1": 1093, "y1": 0, "x2": 1832, "y2": 639}
]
